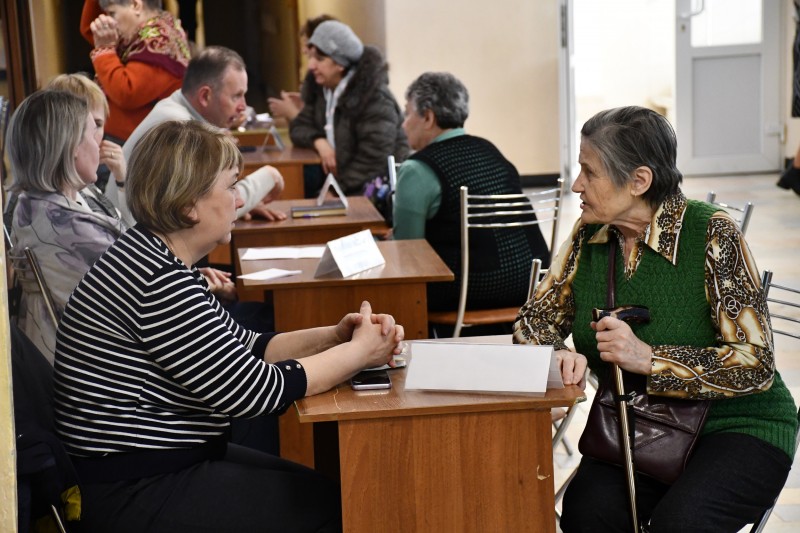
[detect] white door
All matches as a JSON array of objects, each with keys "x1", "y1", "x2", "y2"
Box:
[{"x1": 675, "y1": 0, "x2": 782, "y2": 175}]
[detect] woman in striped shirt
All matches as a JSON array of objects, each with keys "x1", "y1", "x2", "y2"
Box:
[{"x1": 54, "y1": 120, "x2": 403, "y2": 532}]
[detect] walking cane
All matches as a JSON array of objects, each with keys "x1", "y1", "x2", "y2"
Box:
[{"x1": 593, "y1": 238, "x2": 645, "y2": 533}]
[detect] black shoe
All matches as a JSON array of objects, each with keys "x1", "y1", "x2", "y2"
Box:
[{"x1": 777, "y1": 166, "x2": 800, "y2": 195}]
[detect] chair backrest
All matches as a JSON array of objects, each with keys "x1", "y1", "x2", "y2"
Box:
[
  {"x1": 750, "y1": 270, "x2": 800, "y2": 532},
  {"x1": 387, "y1": 155, "x2": 399, "y2": 193},
  {"x1": 761, "y1": 270, "x2": 800, "y2": 341},
  {"x1": 8, "y1": 245, "x2": 59, "y2": 327},
  {"x1": 706, "y1": 191, "x2": 754, "y2": 235},
  {"x1": 452, "y1": 185, "x2": 559, "y2": 337}
]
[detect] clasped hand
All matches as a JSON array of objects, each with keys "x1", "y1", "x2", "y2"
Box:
[
  {"x1": 90, "y1": 14, "x2": 119, "y2": 48},
  {"x1": 335, "y1": 301, "x2": 405, "y2": 368}
]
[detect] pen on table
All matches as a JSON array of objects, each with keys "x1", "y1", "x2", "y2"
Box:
[{"x1": 302, "y1": 214, "x2": 320, "y2": 218}]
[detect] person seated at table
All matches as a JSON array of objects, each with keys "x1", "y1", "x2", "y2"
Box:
[
  {"x1": 394, "y1": 72, "x2": 550, "y2": 327},
  {"x1": 267, "y1": 14, "x2": 335, "y2": 124},
  {"x1": 514, "y1": 106, "x2": 796, "y2": 531},
  {"x1": 80, "y1": 0, "x2": 191, "y2": 143},
  {"x1": 54, "y1": 119, "x2": 405, "y2": 532},
  {"x1": 115, "y1": 45, "x2": 286, "y2": 226},
  {"x1": 46, "y1": 73, "x2": 128, "y2": 223},
  {"x1": 7, "y1": 90, "x2": 126, "y2": 363},
  {"x1": 289, "y1": 20, "x2": 409, "y2": 196}
]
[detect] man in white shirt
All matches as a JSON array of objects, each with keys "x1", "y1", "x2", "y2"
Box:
[{"x1": 111, "y1": 46, "x2": 286, "y2": 226}]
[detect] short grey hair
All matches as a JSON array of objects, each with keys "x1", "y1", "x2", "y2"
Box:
[
  {"x1": 405, "y1": 72, "x2": 469, "y2": 129},
  {"x1": 580, "y1": 106, "x2": 682, "y2": 208},
  {"x1": 7, "y1": 90, "x2": 89, "y2": 194},
  {"x1": 182, "y1": 46, "x2": 245, "y2": 95}
]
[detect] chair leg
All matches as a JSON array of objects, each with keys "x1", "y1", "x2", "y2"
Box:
[
  {"x1": 555, "y1": 466, "x2": 579, "y2": 523},
  {"x1": 50, "y1": 504, "x2": 68, "y2": 533}
]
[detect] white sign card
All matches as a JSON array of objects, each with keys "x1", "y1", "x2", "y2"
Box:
[
  {"x1": 314, "y1": 229, "x2": 385, "y2": 278},
  {"x1": 316, "y1": 173, "x2": 349, "y2": 208},
  {"x1": 261, "y1": 125, "x2": 286, "y2": 151},
  {"x1": 404, "y1": 341, "x2": 562, "y2": 394}
]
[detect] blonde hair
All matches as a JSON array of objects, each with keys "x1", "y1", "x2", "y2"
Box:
[
  {"x1": 7, "y1": 90, "x2": 89, "y2": 194},
  {"x1": 47, "y1": 73, "x2": 109, "y2": 118},
  {"x1": 126, "y1": 120, "x2": 242, "y2": 233}
]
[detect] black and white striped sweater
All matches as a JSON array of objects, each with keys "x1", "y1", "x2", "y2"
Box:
[{"x1": 54, "y1": 225, "x2": 306, "y2": 459}]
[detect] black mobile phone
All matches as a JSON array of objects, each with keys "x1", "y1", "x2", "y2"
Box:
[{"x1": 350, "y1": 370, "x2": 392, "y2": 390}]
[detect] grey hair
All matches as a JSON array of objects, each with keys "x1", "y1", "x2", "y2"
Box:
[
  {"x1": 580, "y1": 106, "x2": 682, "y2": 208},
  {"x1": 7, "y1": 90, "x2": 89, "y2": 194},
  {"x1": 98, "y1": 0, "x2": 162, "y2": 9},
  {"x1": 405, "y1": 72, "x2": 469, "y2": 129},
  {"x1": 182, "y1": 46, "x2": 245, "y2": 95}
]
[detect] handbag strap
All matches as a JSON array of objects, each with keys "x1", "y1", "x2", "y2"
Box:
[{"x1": 607, "y1": 234, "x2": 617, "y2": 308}]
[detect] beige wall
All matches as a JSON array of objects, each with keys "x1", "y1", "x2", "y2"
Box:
[
  {"x1": 385, "y1": 0, "x2": 560, "y2": 175},
  {"x1": 300, "y1": 0, "x2": 560, "y2": 176},
  {"x1": 29, "y1": 0, "x2": 67, "y2": 88}
]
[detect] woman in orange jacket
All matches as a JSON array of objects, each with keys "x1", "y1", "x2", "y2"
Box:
[{"x1": 81, "y1": 0, "x2": 190, "y2": 142}]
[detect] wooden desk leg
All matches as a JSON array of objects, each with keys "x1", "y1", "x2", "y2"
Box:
[{"x1": 337, "y1": 410, "x2": 555, "y2": 533}]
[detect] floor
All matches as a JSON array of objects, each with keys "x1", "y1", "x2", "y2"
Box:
[{"x1": 528, "y1": 173, "x2": 800, "y2": 532}]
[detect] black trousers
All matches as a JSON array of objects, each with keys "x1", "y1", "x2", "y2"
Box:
[
  {"x1": 561, "y1": 432, "x2": 792, "y2": 533},
  {"x1": 75, "y1": 444, "x2": 342, "y2": 533}
]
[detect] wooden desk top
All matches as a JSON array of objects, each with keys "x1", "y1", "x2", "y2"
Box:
[
  {"x1": 232, "y1": 196, "x2": 385, "y2": 236},
  {"x1": 296, "y1": 354, "x2": 586, "y2": 423},
  {"x1": 237, "y1": 239, "x2": 453, "y2": 291},
  {"x1": 242, "y1": 146, "x2": 321, "y2": 167}
]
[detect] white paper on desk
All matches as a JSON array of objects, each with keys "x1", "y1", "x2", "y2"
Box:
[
  {"x1": 314, "y1": 229, "x2": 385, "y2": 278},
  {"x1": 404, "y1": 341, "x2": 562, "y2": 394},
  {"x1": 238, "y1": 268, "x2": 301, "y2": 281},
  {"x1": 241, "y1": 246, "x2": 326, "y2": 261}
]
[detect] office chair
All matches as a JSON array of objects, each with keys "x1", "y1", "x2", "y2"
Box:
[
  {"x1": 428, "y1": 183, "x2": 562, "y2": 338},
  {"x1": 706, "y1": 191, "x2": 754, "y2": 235},
  {"x1": 749, "y1": 271, "x2": 800, "y2": 532}
]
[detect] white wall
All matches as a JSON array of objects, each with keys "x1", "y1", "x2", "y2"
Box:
[{"x1": 574, "y1": 0, "x2": 675, "y2": 128}]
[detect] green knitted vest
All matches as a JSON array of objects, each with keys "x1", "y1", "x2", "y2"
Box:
[{"x1": 572, "y1": 200, "x2": 797, "y2": 458}]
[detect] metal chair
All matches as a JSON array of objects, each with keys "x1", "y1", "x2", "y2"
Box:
[
  {"x1": 8, "y1": 244, "x2": 59, "y2": 328},
  {"x1": 428, "y1": 182, "x2": 562, "y2": 338},
  {"x1": 387, "y1": 154, "x2": 399, "y2": 192},
  {"x1": 749, "y1": 271, "x2": 800, "y2": 532},
  {"x1": 706, "y1": 191, "x2": 754, "y2": 234}
]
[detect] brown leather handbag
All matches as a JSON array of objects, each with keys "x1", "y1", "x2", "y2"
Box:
[
  {"x1": 577, "y1": 238, "x2": 711, "y2": 486},
  {"x1": 579, "y1": 372, "x2": 711, "y2": 485}
]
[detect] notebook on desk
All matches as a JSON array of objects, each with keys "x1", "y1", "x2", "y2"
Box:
[{"x1": 291, "y1": 173, "x2": 349, "y2": 218}]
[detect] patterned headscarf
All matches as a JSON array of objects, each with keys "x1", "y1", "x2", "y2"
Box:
[{"x1": 118, "y1": 10, "x2": 190, "y2": 78}]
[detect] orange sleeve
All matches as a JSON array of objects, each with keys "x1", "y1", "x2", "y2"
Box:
[
  {"x1": 92, "y1": 52, "x2": 181, "y2": 110},
  {"x1": 81, "y1": 0, "x2": 102, "y2": 45}
]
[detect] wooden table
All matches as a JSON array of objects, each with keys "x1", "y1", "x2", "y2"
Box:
[
  {"x1": 242, "y1": 146, "x2": 320, "y2": 200},
  {"x1": 231, "y1": 196, "x2": 387, "y2": 256},
  {"x1": 295, "y1": 349, "x2": 585, "y2": 533},
  {"x1": 236, "y1": 239, "x2": 452, "y2": 339}
]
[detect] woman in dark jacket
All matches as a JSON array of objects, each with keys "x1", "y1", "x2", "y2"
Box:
[{"x1": 289, "y1": 20, "x2": 408, "y2": 195}]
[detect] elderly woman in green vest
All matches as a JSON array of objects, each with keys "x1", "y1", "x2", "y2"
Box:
[{"x1": 514, "y1": 106, "x2": 796, "y2": 532}]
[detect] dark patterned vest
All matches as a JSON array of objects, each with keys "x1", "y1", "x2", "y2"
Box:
[
  {"x1": 571, "y1": 200, "x2": 796, "y2": 457},
  {"x1": 411, "y1": 134, "x2": 550, "y2": 311}
]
